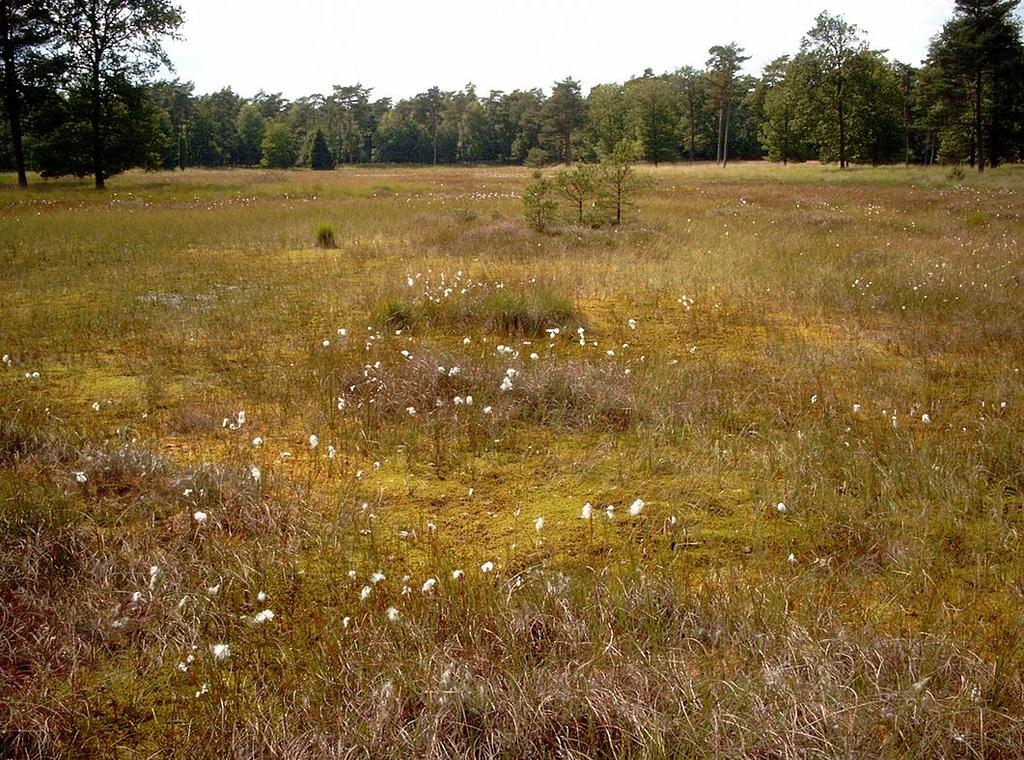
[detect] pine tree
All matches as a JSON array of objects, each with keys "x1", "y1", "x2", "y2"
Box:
[
  {"x1": 310, "y1": 128, "x2": 335, "y2": 170},
  {"x1": 925, "y1": 0, "x2": 1023, "y2": 171},
  {"x1": 0, "y1": 0, "x2": 53, "y2": 187}
]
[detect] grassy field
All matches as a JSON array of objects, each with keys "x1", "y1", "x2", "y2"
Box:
[{"x1": 2, "y1": 162, "x2": 1023, "y2": 758}]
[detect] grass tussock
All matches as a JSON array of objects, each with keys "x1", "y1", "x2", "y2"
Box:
[
  {"x1": 376, "y1": 277, "x2": 578, "y2": 337},
  {"x1": 315, "y1": 223, "x2": 337, "y2": 248}
]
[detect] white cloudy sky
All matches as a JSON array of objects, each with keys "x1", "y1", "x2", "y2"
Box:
[{"x1": 164, "y1": 0, "x2": 956, "y2": 100}]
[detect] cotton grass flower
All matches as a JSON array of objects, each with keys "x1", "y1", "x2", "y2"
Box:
[
  {"x1": 451, "y1": 569, "x2": 464, "y2": 580},
  {"x1": 370, "y1": 571, "x2": 386, "y2": 584},
  {"x1": 207, "y1": 583, "x2": 221, "y2": 597},
  {"x1": 629, "y1": 499, "x2": 645, "y2": 517},
  {"x1": 250, "y1": 465, "x2": 261, "y2": 482},
  {"x1": 776, "y1": 502, "x2": 787, "y2": 514},
  {"x1": 308, "y1": 434, "x2": 319, "y2": 448},
  {"x1": 359, "y1": 586, "x2": 372, "y2": 602},
  {"x1": 210, "y1": 644, "x2": 230, "y2": 661},
  {"x1": 385, "y1": 607, "x2": 401, "y2": 624},
  {"x1": 534, "y1": 516, "x2": 545, "y2": 532},
  {"x1": 73, "y1": 471, "x2": 88, "y2": 484},
  {"x1": 250, "y1": 609, "x2": 275, "y2": 624},
  {"x1": 921, "y1": 413, "x2": 931, "y2": 424},
  {"x1": 421, "y1": 578, "x2": 437, "y2": 593},
  {"x1": 581, "y1": 502, "x2": 592, "y2": 520},
  {"x1": 480, "y1": 561, "x2": 494, "y2": 573},
  {"x1": 193, "y1": 511, "x2": 208, "y2": 524}
]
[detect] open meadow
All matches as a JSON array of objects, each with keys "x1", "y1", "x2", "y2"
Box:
[{"x1": 2, "y1": 162, "x2": 1024, "y2": 757}]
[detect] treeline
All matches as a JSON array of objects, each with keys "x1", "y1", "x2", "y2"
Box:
[{"x1": 2, "y1": 0, "x2": 1023, "y2": 189}]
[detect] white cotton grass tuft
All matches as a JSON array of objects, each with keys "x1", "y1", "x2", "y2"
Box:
[
  {"x1": 370, "y1": 571, "x2": 386, "y2": 584},
  {"x1": 73, "y1": 471, "x2": 88, "y2": 484},
  {"x1": 207, "y1": 583, "x2": 221, "y2": 597},
  {"x1": 629, "y1": 499, "x2": 645, "y2": 517},
  {"x1": 193, "y1": 511, "x2": 208, "y2": 524},
  {"x1": 210, "y1": 643, "x2": 230, "y2": 661},
  {"x1": 308, "y1": 434, "x2": 319, "y2": 448},
  {"x1": 359, "y1": 586, "x2": 372, "y2": 602},
  {"x1": 534, "y1": 516, "x2": 545, "y2": 532},
  {"x1": 385, "y1": 607, "x2": 400, "y2": 623},
  {"x1": 421, "y1": 578, "x2": 437, "y2": 594},
  {"x1": 480, "y1": 561, "x2": 494, "y2": 574},
  {"x1": 250, "y1": 465, "x2": 261, "y2": 482},
  {"x1": 451, "y1": 569, "x2": 464, "y2": 580},
  {"x1": 581, "y1": 502, "x2": 593, "y2": 520},
  {"x1": 776, "y1": 502, "x2": 788, "y2": 514},
  {"x1": 250, "y1": 609, "x2": 275, "y2": 624},
  {"x1": 921, "y1": 413, "x2": 931, "y2": 424}
]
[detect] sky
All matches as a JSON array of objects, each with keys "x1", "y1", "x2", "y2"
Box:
[{"x1": 163, "y1": 0, "x2": 956, "y2": 101}]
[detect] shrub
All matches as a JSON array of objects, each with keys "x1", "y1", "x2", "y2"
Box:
[
  {"x1": 316, "y1": 223, "x2": 336, "y2": 248},
  {"x1": 525, "y1": 147, "x2": 548, "y2": 167},
  {"x1": 522, "y1": 171, "x2": 558, "y2": 232}
]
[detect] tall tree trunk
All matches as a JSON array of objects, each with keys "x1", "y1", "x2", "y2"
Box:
[
  {"x1": 687, "y1": 87, "x2": 696, "y2": 162},
  {"x1": 837, "y1": 79, "x2": 846, "y2": 169},
  {"x1": 974, "y1": 70, "x2": 984, "y2": 173},
  {"x1": 0, "y1": 1, "x2": 28, "y2": 188},
  {"x1": 715, "y1": 107, "x2": 723, "y2": 164},
  {"x1": 91, "y1": 55, "x2": 104, "y2": 189},
  {"x1": 902, "y1": 69, "x2": 911, "y2": 166},
  {"x1": 722, "y1": 100, "x2": 731, "y2": 168},
  {"x1": 782, "y1": 111, "x2": 790, "y2": 166}
]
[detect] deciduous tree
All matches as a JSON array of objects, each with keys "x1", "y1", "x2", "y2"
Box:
[{"x1": 51, "y1": 0, "x2": 183, "y2": 188}]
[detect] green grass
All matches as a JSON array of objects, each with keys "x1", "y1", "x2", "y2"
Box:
[{"x1": 1, "y1": 162, "x2": 1023, "y2": 757}]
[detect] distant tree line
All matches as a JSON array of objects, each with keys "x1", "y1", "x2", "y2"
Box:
[{"x1": 2, "y1": 0, "x2": 1023, "y2": 188}]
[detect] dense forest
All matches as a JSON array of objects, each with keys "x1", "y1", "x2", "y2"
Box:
[{"x1": 2, "y1": 0, "x2": 1023, "y2": 188}]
